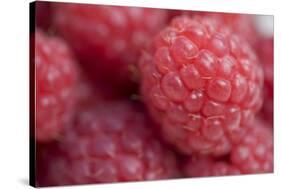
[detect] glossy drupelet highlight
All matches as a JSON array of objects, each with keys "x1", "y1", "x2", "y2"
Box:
[
  {"x1": 37, "y1": 101, "x2": 180, "y2": 186},
  {"x1": 35, "y1": 29, "x2": 78, "y2": 142},
  {"x1": 139, "y1": 15, "x2": 264, "y2": 156},
  {"x1": 53, "y1": 3, "x2": 168, "y2": 89}
]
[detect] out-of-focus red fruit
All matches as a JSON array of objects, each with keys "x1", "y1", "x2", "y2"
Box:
[
  {"x1": 183, "y1": 156, "x2": 241, "y2": 177},
  {"x1": 256, "y1": 37, "x2": 273, "y2": 125},
  {"x1": 36, "y1": 101, "x2": 180, "y2": 187},
  {"x1": 35, "y1": 1, "x2": 52, "y2": 30},
  {"x1": 53, "y1": 3, "x2": 168, "y2": 91},
  {"x1": 231, "y1": 119, "x2": 273, "y2": 174},
  {"x1": 35, "y1": 29, "x2": 78, "y2": 142}
]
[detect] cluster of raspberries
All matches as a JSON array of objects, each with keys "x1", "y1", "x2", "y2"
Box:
[{"x1": 33, "y1": 2, "x2": 273, "y2": 187}]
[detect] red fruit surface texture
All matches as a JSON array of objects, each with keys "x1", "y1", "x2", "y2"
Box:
[
  {"x1": 53, "y1": 3, "x2": 168, "y2": 88},
  {"x1": 230, "y1": 119, "x2": 273, "y2": 174},
  {"x1": 35, "y1": 29, "x2": 78, "y2": 142},
  {"x1": 37, "y1": 101, "x2": 180, "y2": 186},
  {"x1": 183, "y1": 156, "x2": 241, "y2": 177},
  {"x1": 139, "y1": 15, "x2": 264, "y2": 156}
]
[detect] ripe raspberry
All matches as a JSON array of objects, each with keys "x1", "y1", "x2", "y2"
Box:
[
  {"x1": 37, "y1": 101, "x2": 180, "y2": 187},
  {"x1": 183, "y1": 119, "x2": 272, "y2": 177},
  {"x1": 183, "y1": 156, "x2": 241, "y2": 178},
  {"x1": 257, "y1": 37, "x2": 273, "y2": 125},
  {"x1": 139, "y1": 15, "x2": 264, "y2": 156},
  {"x1": 169, "y1": 11, "x2": 259, "y2": 47},
  {"x1": 53, "y1": 3, "x2": 168, "y2": 89},
  {"x1": 35, "y1": 1, "x2": 52, "y2": 30},
  {"x1": 193, "y1": 12, "x2": 259, "y2": 47},
  {"x1": 35, "y1": 29, "x2": 78, "y2": 142},
  {"x1": 230, "y1": 119, "x2": 273, "y2": 174}
]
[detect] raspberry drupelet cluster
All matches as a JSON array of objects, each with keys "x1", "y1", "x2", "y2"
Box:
[
  {"x1": 36, "y1": 102, "x2": 180, "y2": 186},
  {"x1": 139, "y1": 15, "x2": 264, "y2": 156},
  {"x1": 53, "y1": 3, "x2": 168, "y2": 89},
  {"x1": 191, "y1": 12, "x2": 259, "y2": 47},
  {"x1": 168, "y1": 11, "x2": 259, "y2": 47},
  {"x1": 183, "y1": 156, "x2": 241, "y2": 177},
  {"x1": 183, "y1": 119, "x2": 273, "y2": 177},
  {"x1": 35, "y1": 29, "x2": 78, "y2": 142}
]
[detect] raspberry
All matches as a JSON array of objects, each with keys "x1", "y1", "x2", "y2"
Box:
[
  {"x1": 53, "y1": 3, "x2": 168, "y2": 89},
  {"x1": 37, "y1": 101, "x2": 180, "y2": 186},
  {"x1": 36, "y1": 142, "x2": 57, "y2": 186},
  {"x1": 193, "y1": 12, "x2": 259, "y2": 47},
  {"x1": 169, "y1": 11, "x2": 258, "y2": 47},
  {"x1": 35, "y1": 1, "x2": 52, "y2": 30},
  {"x1": 139, "y1": 15, "x2": 264, "y2": 156},
  {"x1": 183, "y1": 119, "x2": 272, "y2": 177},
  {"x1": 230, "y1": 119, "x2": 273, "y2": 174},
  {"x1": 256, "y1": 37, "x2": 273, "y2": 125},
  {"x1": 183, "y1": 156, "x2": 241, "y2": 177},
  {"x1": 35, "y1": 29, "x2": 78, "y2": 142}
]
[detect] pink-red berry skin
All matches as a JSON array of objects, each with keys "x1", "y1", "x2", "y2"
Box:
[
  {"x1": 231, "y1": 119, "x2": 273, "y2": 174},
  {"x1": 35, "y1": 29, "x2": 78, "y2": 142},
  {"x1": 193, "y1": 12, "x2": 259, "y2": 47},
  {"x1": 139, "y1": 15, "x2": 264, "y2": 156},
  {"x1": 37, "y1": 101, "x2": 180, "y2": 187},
  {"x1": 53, "y1": 3, "x2": 168, "y2": 89},
  {"x1": 183, "y1": 119, "x2": 272, "y2": 178},
  {"x1": 169, "y1": 11, "x2": 259, "y2": 47},
  {"x1": 257, "y1": 37, "x2": 273, "y2": 125},
  {"x1": 183, "y1": 156, "x2": 241, "y2": 178}
]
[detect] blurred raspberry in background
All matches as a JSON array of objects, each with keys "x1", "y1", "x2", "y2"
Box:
[
  {"x1": 34, "y1": 29, "x2": 78, "y2": 142},
  {"x1": 36, "y1": 101, "x2": 180, "y2": 186},
  {"x1": 52, "y1": 3, "x2": 169, "y2": 93},
  {"x1": 257, "y1": 37, "x2": 273, "y2": 125}
]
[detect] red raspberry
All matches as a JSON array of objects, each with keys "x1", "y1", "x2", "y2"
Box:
[
  {"x1": 183, "y1": 156, "x2": 241, "y2": 177},
  {"x1": 53, "y1": 3, "x2": 168, "y2": 89},
  {"x1": 194, "y1": 12, "x2": 258, "y2": 47},
  {"x1": 169, "y1": 11, "x2": 258, "y2": 47},
  {"x1": 35, "y1": 29, "x2": 78, "y2": 142},
  {"x1": 139, "y1": 15, "x2": 264, "y2": 156},
  {"x1": 183, "y1": 119, "x2": 272, "y2": 177},
  {"x1": 37, "y1": 101, "x2": 180, "y2": 186},
  {"x1": 257, "y1": 37, "x2": 273, "y2": 125},
  {"x1": 231, "y1": 119, "x2": 273, "y2": 174},
  {"x1": 35, "y1": 1, "x2": 52, "y2": 30}
]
